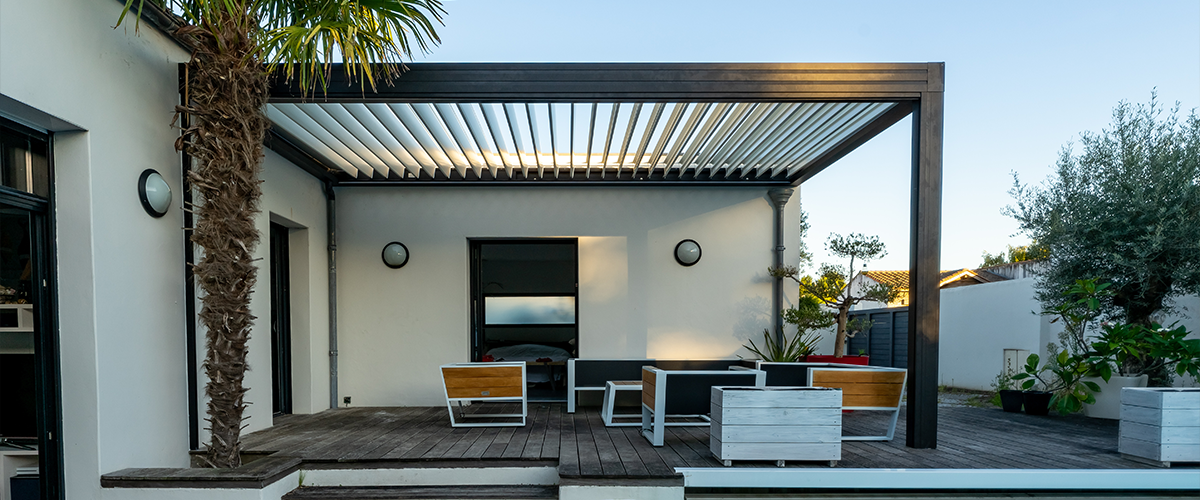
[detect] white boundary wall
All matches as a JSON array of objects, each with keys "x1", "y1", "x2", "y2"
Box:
[
  {"x1": 335, "y1": 186, "x2": 801, "y2": 406},
  {"x1": 939, "y1": 279, "x2": 1046, "y2": 390},
  {"x1": 939, "y1": 279, "x2": 1200, "y2": 390}
]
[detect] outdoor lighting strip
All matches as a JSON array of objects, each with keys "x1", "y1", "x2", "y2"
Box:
[{"x1": 676, "y1": 468, "x2": 1200, "y2": 491}]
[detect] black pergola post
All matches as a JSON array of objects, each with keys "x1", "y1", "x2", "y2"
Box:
[{"x1": 907, "y1": 64, "x2": 944, "y2": 449}]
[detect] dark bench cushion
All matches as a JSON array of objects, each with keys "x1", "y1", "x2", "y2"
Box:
[
  {"x1": 573, "y1": 359, "x2": 754, "y2": 388},
  {"x1": 655, "y1": 359, "x2": 752, "y2": 371},
  {"x1": 663, "y1": 371, "x2": 760, "y2": 415},
  {"x1": 573, "y1": 359, "x2": 654, "y2": 388}
]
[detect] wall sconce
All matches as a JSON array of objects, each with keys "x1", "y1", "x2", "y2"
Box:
[
  {"x1": 138, "y1": 169, "x2": 172, "y2": 218},
  {"x1": 674, "y1": 239, "x2": 701, "y2": 267},
  {"x1": 382, "y1": 241, "x2": 410, "y2": 269}
]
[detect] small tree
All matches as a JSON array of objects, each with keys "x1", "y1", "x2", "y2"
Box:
[
  {"x1": 772, "y1": 233, "x2": 898, "y2": 357},
  {"x1": 980, "y1": 243, "x2": 1048, "y2": 268},
  {"x1": 1007, "y1": 94, "x2": 1200, "y2": 327}
]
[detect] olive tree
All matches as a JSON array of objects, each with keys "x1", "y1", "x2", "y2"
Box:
[{"x1": 1007, "y1": 95, "x2": 1200, "y2": 329}]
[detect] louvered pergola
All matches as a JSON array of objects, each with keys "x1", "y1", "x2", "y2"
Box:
[{"x1": 261, "y1": 62, "x2": 944, "y2": 448}]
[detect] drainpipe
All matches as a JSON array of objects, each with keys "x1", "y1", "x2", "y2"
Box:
[
  {"x1": 767, "y1": 188, "x2": 794, "y2": 346},
  {"x1": 324, "y1": 182, "x2": 339, "y2": 409}
]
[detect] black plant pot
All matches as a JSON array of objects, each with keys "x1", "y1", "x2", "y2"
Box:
[
  {"x1": 1023, "y1": 391, "x2": 1052, "y2": 416},
  {"x1": 999, "y1": 389, "x2": 1024, "y2": 413}
]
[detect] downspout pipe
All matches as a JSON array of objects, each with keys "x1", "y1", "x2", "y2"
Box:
[
  {"x1": 324, "y1": 181, "x2": 339, "y2": 409},
  {"x1": 767, "y1": 188, "x2": 794, "y2": 346}
]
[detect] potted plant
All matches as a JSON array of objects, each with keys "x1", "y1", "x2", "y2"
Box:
[
  {"x1": 1012, "y1": 349, "x2": 1098, "y2": 416},
  {"x1": 991, "y1": 370, "x2": 1023, "y2": 413},
  {"x1": 747, "y1": 294, "x2": 840, "y2": 363},
  {"x1": 1081, "y1": 322, "x2": 1200, "y2": 418},
  {"x1": 742, "y1": 327, "x2": 821, "y2": 362}
]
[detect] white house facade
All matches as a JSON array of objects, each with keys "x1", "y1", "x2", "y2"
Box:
[{"x1": 0, "y1": 1, "x2": 961, "y2": 498}]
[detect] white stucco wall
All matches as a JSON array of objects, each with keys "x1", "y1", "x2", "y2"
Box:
[
  {"x1": 938, "y1": 279, "x2": 1200, "y2": 391},
  {"x1": 247, "y1": 150, "x2": 331, "y2": 423},
  {"x1": 335, "y1": 186, "x2": 801, "y2": 406},
  {"x1": 0, "y1": 0, "x2": 191, "y2": 497},
  {"x1": 938, "y1": 279, "x2": 1045, "y2": 390}
]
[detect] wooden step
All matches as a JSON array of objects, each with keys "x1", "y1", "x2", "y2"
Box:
[{"x1": 283, "y1": 485, "x2": 558, "y2": 500}]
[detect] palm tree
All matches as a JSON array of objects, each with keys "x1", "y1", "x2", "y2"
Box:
[{"x1": 119, "y1": 0, "x2": 444, "y2": 468}]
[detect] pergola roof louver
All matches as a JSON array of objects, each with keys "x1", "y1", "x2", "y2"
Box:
[
  {"x1": 263, "y1": 63, "x2": 934, "y2": 186},
  {"x1": 266, "y1": 100, "x2": 899, "y2": 183}
]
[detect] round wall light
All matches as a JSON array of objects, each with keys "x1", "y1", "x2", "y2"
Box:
[
  {"x1": 674, "y1": 239, "x2": 702, "y2": 267},
  {"x1": 382, "y1": 241, "x2": 410, "y2": 269},
  {"x1": 138, "y1": 169, "x2": 172, "y2": 218}
]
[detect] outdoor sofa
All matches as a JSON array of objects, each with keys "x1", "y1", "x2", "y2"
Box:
[{"x1": 566, "y1": 358, "x2": 755, "y2": 413}]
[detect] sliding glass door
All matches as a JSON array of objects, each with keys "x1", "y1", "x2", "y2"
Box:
[{"x1": 470, "y1": 239, "x2": 577, "y2": 401}]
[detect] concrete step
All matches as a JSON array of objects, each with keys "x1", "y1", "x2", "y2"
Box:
[{"x1": 284, "y1": 485, "x2": 558, "y2": 500}]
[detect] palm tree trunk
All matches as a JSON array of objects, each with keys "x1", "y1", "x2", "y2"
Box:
[{"x1": 177, "y1": 10, "x2": 268, "y2": 469}]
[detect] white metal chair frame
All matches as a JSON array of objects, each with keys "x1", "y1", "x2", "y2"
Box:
[
  {"x1": 640, "y1": 367, "x2": 766, "y2": 446},
  {"x1": 807, "y1": 366, "x2": 907, "y2": 441},
  {"x1": 601, "y1": 381, "x2": 643, "y2": 427},
  {"x1": 440, "y1": 361, "x2": 527, "y2": 428},
  {"x1": 566, "y1": 358, "x2": 654, "y2": 413}
]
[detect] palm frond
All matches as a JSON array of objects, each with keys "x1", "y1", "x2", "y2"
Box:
[{"x1": 259, "y1": 0, "x2": 446, "y2": 93}]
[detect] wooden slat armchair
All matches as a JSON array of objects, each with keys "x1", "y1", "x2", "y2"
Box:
[
  {"x1": 640, "y1": 366, "x2": 765, "y2": 446},
  {"x1": 808, "y1": 366, "x2": 907, "y2": 441},
  {"x1": 440, "y1": 362, "x2": 526, "y2": 427}
]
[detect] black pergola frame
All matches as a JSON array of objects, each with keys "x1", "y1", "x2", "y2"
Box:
[{"x1": 265, "y1": 62, "x2": 943, "y2": 448}]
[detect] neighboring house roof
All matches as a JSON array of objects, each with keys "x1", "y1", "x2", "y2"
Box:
[{"x1": 861, "y1": 268, "x2": 1008, "y2": 291}]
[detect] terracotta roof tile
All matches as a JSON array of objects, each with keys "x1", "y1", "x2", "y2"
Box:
[{"x1": 861, "y1": 268, "x2": 1010, "y2": 290}]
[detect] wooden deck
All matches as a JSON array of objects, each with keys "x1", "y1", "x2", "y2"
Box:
[{"x1": 237, "y1": 403, "x2": 1161, "y2": 479}]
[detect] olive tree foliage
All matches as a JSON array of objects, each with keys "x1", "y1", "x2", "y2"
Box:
[
  {"x1": 1007, "y1": 95, "x2": 1200, "y2": 327},
  {"x1": 771, "y1": 232, "x2": 897, "y2": 357}
]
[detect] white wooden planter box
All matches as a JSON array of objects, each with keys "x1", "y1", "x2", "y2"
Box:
[
  {"x1": 710, "y1": 386, "x2": 841, "y2": 467},
  {"x1": 1119, "y1": 387, "x2": 1200, "y2": 466}
]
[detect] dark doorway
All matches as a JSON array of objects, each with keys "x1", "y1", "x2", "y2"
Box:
[
  {"x1": 269, "y1": 223, "x2": 292, "y2": 415},
  {"x1": 0, "y1": 120, "x2": 61, "y2": 499},
  {"x1": 470, "y1": 239, "x2": 577, "y2": 402}
]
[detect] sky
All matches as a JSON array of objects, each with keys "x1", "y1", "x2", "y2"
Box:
[{"x1": 418, "y1": 0, "x2": 1200, "y2": 272}]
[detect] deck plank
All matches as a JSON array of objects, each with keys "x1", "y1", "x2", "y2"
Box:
[
  {"x1": 521, "y1": 405, "x2": 549, "y2": 460},
  {"x1": 556, "y1": 407, "x2": 580, "y2": 477},
  {"x1": 461, "y1": 426, "x2": 502, "y2": 459},
  {"x1": 586, "y1": 407, "x2": 625, "y2": 477},
  {"x1": 607, "y1": 424, "x2": 651, "y2": 476},
  {"x1": 573, "y1": 410, "x2": 604, "y2": 476},
  {"x1": 540, "y1": 405, "x2": 562, "y2": 460},
  {"x1": 481, "y1": 426, "x2": 517, "y2": 458}
]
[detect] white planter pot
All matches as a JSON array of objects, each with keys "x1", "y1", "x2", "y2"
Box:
[
  {"x1": 710, "y1": 386, "x2": 842, "y2": 466},
  {"x1": 1083, "y1": 374, "x2": 1149, "y2": 419},
  {"x1": 1119, "y1": 387, "x2": 1200, "y2": 465}
]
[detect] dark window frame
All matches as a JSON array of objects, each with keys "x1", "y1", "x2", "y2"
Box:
[
  {"x1": 468, "y1": 238, "x2": 579, "y2": 362},
  {"x1": 0, "y1": 116, "x2": 62, "y2": 500}
]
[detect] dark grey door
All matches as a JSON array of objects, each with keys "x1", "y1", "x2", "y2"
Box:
[{"x1": 269, "y1": 223, "x2": 292, "y2": 415}]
